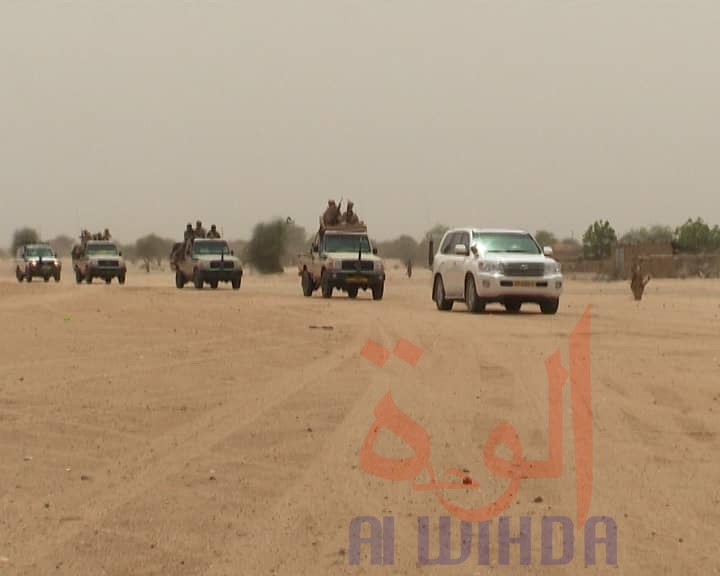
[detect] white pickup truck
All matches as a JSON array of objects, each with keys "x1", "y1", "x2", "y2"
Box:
[
  {"x1": 297, "y1": 224, "x2": 385, "y2": 299},
  {"x1": 430, "y1": 228, "x2": 563, "y2": 314}
]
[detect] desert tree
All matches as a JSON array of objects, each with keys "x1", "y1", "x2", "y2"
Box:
[{"x1": 582, "y1": 220, "x2": 617, "y2": 259}]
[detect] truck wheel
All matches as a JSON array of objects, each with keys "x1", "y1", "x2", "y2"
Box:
[
  {"x1": 43, "y1": 275, "x2": 50, "y2": 283},
  {"x1": 27, "y1": 274, "x2": 33, "y2": 283},
  {"x1": 371, "y1": 282, "x2": 384, "y2": 301},
  {"x1": 231, "y1": 276, "x2": 241, "y2": 290},
  {"x1": 105, "y1": 277, "x2": 112, "y2": 285},
  {"x1": 193, "y1": 271, "x2": 204, "y2": 289},
  {"x1": 175, "y1": 271, "x2": 185, "y2": 289},
  {"x1": 464, "y1": 275, "x2": 485, "y2": 313},
  {"x1": 433, "y1": 275, "x2": 453, "y2": 311},
  {"x1": 347, "y1": 286, "x2": 358, "y2": 299},
  {"x1": 320, "y1": 271, "x2": 333, "y2": 298},
  {"x1": 210, "y1": 280, "x2": 219, "y2": 289},
  {"x1": 75, "y1": 269, "x2": 83, "y2": 284},
  {"x1": 86, "y1": 274, "x2": 92, "y2": 284},
  {"x1": 54, "y1": 273, "x2": 61, "y2": 283},
  {"x1": 505, "y1": 300, "x2": 521, "y2": 313},
  {"x1": 118, "y1": 273, "x2": 126, "y2": 285},
  {"x1": 301, "y1": 271, "x2": 313, "y2": 297},
  {"x1": 16, "y1": 269, "x2": 23, "y2": 283},
  {"x1": 540, "y1": 299, "x2": 559, "y2": 315}
]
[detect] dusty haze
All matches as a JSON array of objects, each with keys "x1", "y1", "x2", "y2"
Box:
[{"x1": 2, "y1": 1, "x2": 719, "y2": 243}]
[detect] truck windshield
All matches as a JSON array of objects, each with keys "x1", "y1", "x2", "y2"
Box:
[
  {"x1": 472, "y1": 232, "x2": 541, "y2": 254},
  {"x1": 25, "y1": 246, "x2": 55, "y2": 258},
  {"x1": 193, "y1": 241, "x2": 230, "y2": 256},
  {"x1": 86, "y1": 243, "x2": 119, "y2": 256},
  {"x1": 324, "y1": 234, "x2": 372, "y2": 253}
]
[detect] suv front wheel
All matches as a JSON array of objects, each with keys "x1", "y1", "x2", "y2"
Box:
[
  {"x1": 540, "y1": 298, "x2": 559, "y2": 315},
  {"x1": 433, "y1": 275, "x2": 453, "y2": 311},
  {"x1": 464, "y1": 275, "x2": 485, "y2": 314}
]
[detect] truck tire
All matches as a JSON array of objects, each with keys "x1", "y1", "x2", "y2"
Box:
[
  {"x1": 210, "y1": 280, "x2": 219, "y2": 289},
  {"x1": 540, "y1": 298, "x2": 559, "y2": 315},
  {"x1": 75, "y1": 269, "x2": 83, "y2": 284},
  {"x1": 320, "y1": 271, "x2": 332, "y2": 299},
  {"x1": 105, "y1": 277, "x2": 112, "y2": 285},
  {"x1": 175, "y1": 271, "x2": 185, "y2": 289},
  {"x1": 118, "y1": 273, "x2": 126, "y2": 285},
  {"x1": 193, "y1": 271, "x2": 204, "y2": 289},
  {"x1": 43, "y1": 275, "x2": 50, "y2": 283},
  {"x1": 371, "y1": 282, "x2": 384, "y2": 301},
  {"x1": 54, "y1": 272, "x2": 61, "y2": 283},
  {"x1": 86, "y1": 274, "x2": 93, "y2": 284},
  {"x1": 301, "y1": 271, "x2": 313, "y2": 297},
  {"x1": 347, "y1": 286, "x2": 358, "y2": 299},
  {"x1": 433, "y1": 275, "x2": 453, "y2": 311},
  {"x1": 465, "y1": 275, "x2": 485, "y2": 313},
  {"x1": 16, "y1": 269, "x2": 23, "y2": 282},
  {"x1": 231, "y1": 275, "x2": 241, "y2": 290},
  {"x1": 27, "y1": 274, "x2": 33, "y2": 283}
]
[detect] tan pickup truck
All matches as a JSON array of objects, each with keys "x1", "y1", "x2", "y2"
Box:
[
  {"x1": 172, "y1": 238, "x2": 242, "y2": 290},
  {"x1": 297, "y1": 224, "x2": 385, "y2": 300}
]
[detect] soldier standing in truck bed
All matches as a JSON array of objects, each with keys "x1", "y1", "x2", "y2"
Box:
[
  {"x1": 322, "y1": 200, "x2": 340, "y2": 227},
  {"x1": 342, "y1": 200, "x2": 359, "y2": 225},
  {"x1": 207, "y1": 224, "x2": 221, "y2": 238},
  {"x1": 195, "y1": 220, "x2": 207, "y2": 239}
]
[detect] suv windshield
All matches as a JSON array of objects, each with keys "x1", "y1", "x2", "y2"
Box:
[
  {"x1": 25, "y1": 246, "x2": 55, "y2": 258},
  {"x1": 86, "y1": 242, "x2": 119, "y2": 256},
  {"x1": 472, "y1": 232, "x2": 541, "y2": 254},
  {"x1": 193, "y1": 241, "x2": 230, "y2": 256},
  {"x1": 324, "y1": 234, "x2": 372, "y2": 254}
]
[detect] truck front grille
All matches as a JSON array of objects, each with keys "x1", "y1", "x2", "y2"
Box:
[
  {"x1": 210, "y1": 261, "x2": 234, "y2": 269},
  {"x1": 98, "y1": 260, "x2": 119, "y2": 268},
  {"x1": 341, "y1": 260, "x2": 373, "y2": 271},
  {"x1": 503, "y1": 262, "x2": 544, "y2": 277}
]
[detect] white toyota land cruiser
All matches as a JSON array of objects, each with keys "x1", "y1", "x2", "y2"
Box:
[{"x1": 430, "y1": 228, "x2": 563, "y2": 314}]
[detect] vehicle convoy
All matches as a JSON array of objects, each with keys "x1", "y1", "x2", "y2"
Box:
[
  {"x1": 15, "y1": 244, "x2": 62, "y2": 283},
  {"x1": 297, "y1": 223, "x2": 385, "y2": 300},
  {"x1": 430, "y1": 228, "x2": 563, "y2": 314},
  {"x1": 72, "y1": 240, "x2": 127, "y2": 284},
  {"x1": 171, "y1": 238, "x2": 242, "y2": 290}
]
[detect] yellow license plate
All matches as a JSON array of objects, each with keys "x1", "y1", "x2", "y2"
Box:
[
  {"x1": 347, "y1": 276, "x2": 367, "y2": 283},
  {"x1": 515, "y1": 280, "x2": 534, "y2": 287}
]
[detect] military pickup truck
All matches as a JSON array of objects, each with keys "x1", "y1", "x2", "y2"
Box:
[
  {"x1": 172, "y1": 238, "x2": 242, "y2": 290},
  {"x1": 297, "y1": 224, "x2": 385, "y2": 299},
  {"x1": 72, "y1": 240, "x2": 127, "y2": 284},
  {"x1": 15, "y1": 244, "x2": 62, "y2": 283}
]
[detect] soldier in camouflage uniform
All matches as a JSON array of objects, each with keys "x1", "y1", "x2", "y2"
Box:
[
  {"x1": 342, "y1": 200, "x2": 359, "y2": 225},
  {"x1": 194, "y1": 220, "x2": 207, "y2": 239},
  {"x1": 322, "y1": 200, "x2": 340, "y2": 227},
  {"x1": 207, "y1": 224, "x2": 221, "y2": 238}
]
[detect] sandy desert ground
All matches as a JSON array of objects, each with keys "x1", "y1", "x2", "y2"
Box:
[{"x1": 0, "y1": 260, "x2": 718, "y2": 575}]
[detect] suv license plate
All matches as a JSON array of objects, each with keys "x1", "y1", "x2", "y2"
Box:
[{"x1": 515, "y1": 280, "x2": 534, "y2": 287}]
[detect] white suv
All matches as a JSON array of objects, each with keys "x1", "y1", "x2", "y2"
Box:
[{"x1": 431, "y1": 228, "x2": 563, "y2": 314}]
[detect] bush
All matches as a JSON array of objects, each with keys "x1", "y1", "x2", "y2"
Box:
[
  {"x1": 244, "y1": 219, "x2": 288, "y2": 274},
  {"x1": 11, "y1": 227, "x2": 41, "y2": 254},
  {"x1": 534, "y1": 230, "x2": 557, "y2": 247},
  {"x1": 582, "y1": 220, "x2": 617, "y2": 260}
]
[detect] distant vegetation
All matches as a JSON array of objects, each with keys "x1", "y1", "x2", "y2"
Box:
[
  {"x1": 4, "y1": 217, "x2": 720, "y2": 268},
  {"x1": 11, "y1": 227, "x2": 40, "y2": 254}
]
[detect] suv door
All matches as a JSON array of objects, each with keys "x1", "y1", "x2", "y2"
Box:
[
  {"x1": 437, "y1": 231, "x2": 460, "y2": 298},
  {"x1": 447, "y1": 231, "x2": 471, "y2": 297}
]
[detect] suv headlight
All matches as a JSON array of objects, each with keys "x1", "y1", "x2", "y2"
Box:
[
  {"x1": 544, "y1": 261, "x2": 561, "y2": 275},
  {"x1": 479, "y1": 260, "x2": 504, "y2": 275}
]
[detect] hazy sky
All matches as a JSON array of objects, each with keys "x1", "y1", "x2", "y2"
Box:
[{"x1": 2, "y1": 1, "x2": 719, "y2": 245}]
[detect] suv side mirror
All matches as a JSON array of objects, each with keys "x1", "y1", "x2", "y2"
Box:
[
  {"x1": 312, "y1": 244, "x2": 319, "y2": 253},
  {"x1": 372, "y1": 247, "x2": 378, "y2": 255},
  {"x1": 454, "y1": 244, "x2": 469, "y2": 256},
  {"x1": 543, "y1": 246, "x2": 553, "y2": 257},
  {"x1": 119, "y1": 251, "x2": 123, "y2": 256},
  {"x1": 231, "y1": 250, "x2": 234, "y2": 255}
]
